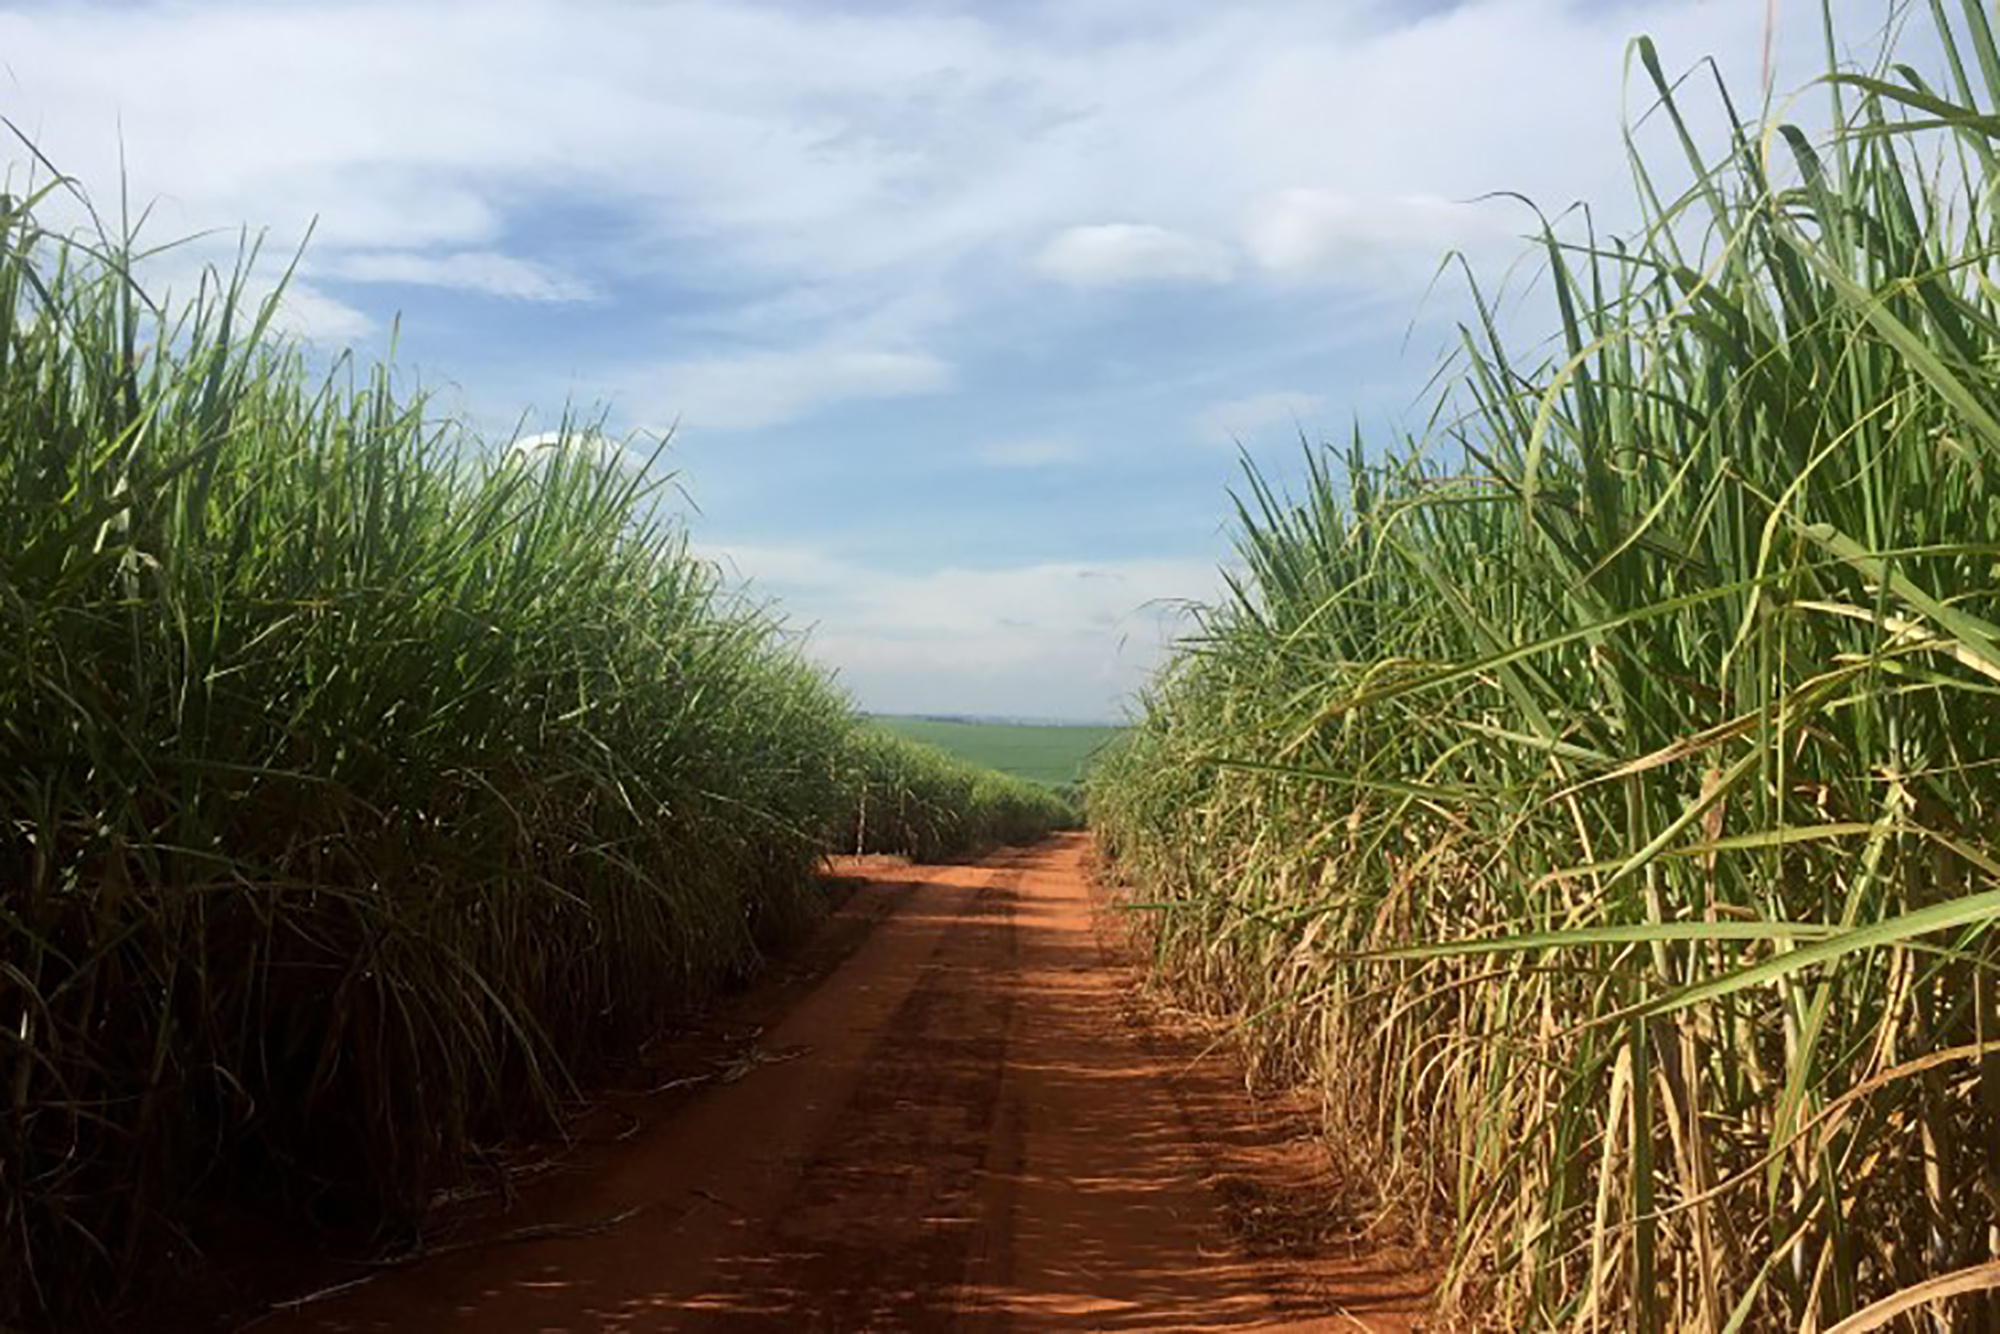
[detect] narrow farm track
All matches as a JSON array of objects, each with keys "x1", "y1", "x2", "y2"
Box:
[{"x1": 265, "y1": 835, "x2": 1427, "y2": 1332}]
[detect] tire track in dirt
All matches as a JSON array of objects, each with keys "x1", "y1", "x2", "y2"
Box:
[
  {"x1": 675, "y1": 859, "x2": 1023, "y2": 1328},
  {"x1": 264, "y1": 837, "x2": 1428, "y2": 1332}
]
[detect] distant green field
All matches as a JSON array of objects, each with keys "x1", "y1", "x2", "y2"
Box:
[{"x1": 872, "y1": 716, "x2": 1125, "y2": 788}]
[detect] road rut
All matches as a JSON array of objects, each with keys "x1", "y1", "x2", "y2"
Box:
[{"x1": 269, "y1": 834, "x2": 1427, "y2": 1332}]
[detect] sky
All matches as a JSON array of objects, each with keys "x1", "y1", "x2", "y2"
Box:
[{"x1": 0, "y1": 0, "x2": 1909, "y2": 720}]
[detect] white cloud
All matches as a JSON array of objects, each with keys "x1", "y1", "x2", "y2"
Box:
[
  {"x1": 267, "y1": 281, "x2": 377, "y2": 342},
  {"x1": 0, "y1": 0, "x2": 1898, "y2": 714},
  {"x1": 1243, "y1": 191, "x2": 1518, "y2": 287},
  {"x1": 700, "y1": 542, "x2": 1224, "y2": 718},
  {"x1": 324, "y1": 250, "x2": 596, "y2": 301},
  {"x1": 127, "y1": 243, "x2": 376, "y2": 345},
  {"x1": 505, "y1": 429, "x2": 655, "y2": 476},
  {"x1": 1195, "y1": 390, "x2": 1326, "y2": 445},
  {"x1": 642, "y1": 345, "x2": 952, "y2": 432},
  {"x1": 1034, "y1": 223, "x2": 1231, "y2": 288},
  {"x1": 0, "y1": 0, "x2": 1854, "y2": 379},
  {"x1": 0, "y1": 0, "x2": 1853, "y2": 312}
]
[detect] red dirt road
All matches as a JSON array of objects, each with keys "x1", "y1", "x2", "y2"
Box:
[{"x1": 263, "y1": 835, "x2": 1427, "y2": 1332}]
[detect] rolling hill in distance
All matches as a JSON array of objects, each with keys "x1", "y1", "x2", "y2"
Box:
[{"x1": 869, "y1": 715, "x2": 1125, "y2": 789}]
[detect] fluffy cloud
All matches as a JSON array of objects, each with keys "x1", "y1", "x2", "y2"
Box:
[
  {"x1": 0, "y1": 0, "x2": 1884, "y2": 712},
  {"x1": 1034, "y1": 223, "x2": 1231, "y2": 288},
  {"x1": 1243, "y1": 191, "x2": 1519, "y2": 287},
  {"x1": 125, "y1": 244, "x2": 377, "y2": 345},
  {"x1": 267, "y1": 282, "x2": 379, "y2": 342},
  {"x1": 2, "y1": 0, "x2": 1848, "y2": 372},
  {"x1": 2, "y1": 0, "x2": 1825, "y2": 312},
  {"x1": 700, "y1": 542, "x2": 1225, "y2": 718}
]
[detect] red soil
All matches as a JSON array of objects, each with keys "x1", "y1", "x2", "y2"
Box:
[{"x1": 253, "y1": 834, "x2": 1430, "y2": 1331}]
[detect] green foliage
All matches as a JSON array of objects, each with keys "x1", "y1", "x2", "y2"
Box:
[
  {"x1": 0, "y1": 170, "x2": 1060, "y2": 1328},
  {"x1": 839, "y1": 724, "x2": 1077, "y2": 862},
  {"x1": 1091, "y1": 5, "x2": 2000, "y2": 1327},
  {"x1": 870, "y1": 715, "x2": 1124, "y2": 788}
]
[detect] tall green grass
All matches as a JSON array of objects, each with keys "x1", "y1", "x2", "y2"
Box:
[
  {"x1": 841, "y1": 724, "x2": 1078, "y2": 862},
  {"x1": 0, "y1": 168, "x2": 1063, "y2": 1327},
  {"x1": 1092, "y1": 3, "x2": 2000, "y2": 1327}
]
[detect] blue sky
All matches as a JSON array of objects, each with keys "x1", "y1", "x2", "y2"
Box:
[{"x1": 2, "y1": 0, "x2": 1901, "y2": 719}]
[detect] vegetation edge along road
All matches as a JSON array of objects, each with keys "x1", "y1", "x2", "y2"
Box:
[
  {"x1": 1090, "y1": 3, "x2": 2000, "y2": 1329},
  {"x1": 261, "y1": 836, "x2": 1432, "y2": 1331},
  {"x1": 0, "y1": 176, "x2": 1072, "y2": 1330}
]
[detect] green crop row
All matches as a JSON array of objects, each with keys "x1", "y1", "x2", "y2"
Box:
[
  {"x1": 870, "y1": 715, "x2": 1125, "y2": 790},
  {"x1": 1091, "y1": 4, "x2": 2000, "y2": 1328},
  {"x1": 840, "y1": 723, "x2": 1078, "y2": 863},
  {"x1": 0, "y1": 169, "x2": 1062, "y2": 1327}
]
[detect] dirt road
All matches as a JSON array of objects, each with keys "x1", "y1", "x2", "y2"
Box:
[{"x1": 264, "y1": 835, "x2": 1427, "y2": 1332}]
